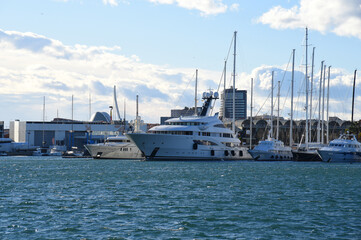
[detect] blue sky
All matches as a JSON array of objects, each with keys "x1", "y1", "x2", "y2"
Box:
[{"x1": 0, "y1": 0, "x2": 360, "y2": 127}]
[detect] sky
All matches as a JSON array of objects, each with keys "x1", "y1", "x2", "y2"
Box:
[{"x1": 0, "y1": 0, "x2": 360, "y2": 128}]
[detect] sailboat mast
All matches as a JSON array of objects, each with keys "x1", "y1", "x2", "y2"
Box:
[
  {"x1": 232, "y1": 31, "x2": 237, "y2": 134},
  {"x1": 114, "y1": 85, "x2": 121, "y2": 121},
  {"x1": 321, "y1": 65, "x2": 327, "y2": 144},
  {"x1": 270, "y1": 71, "x2": 274, "y2": 139},
  {"x1": 317, "y1": 61, "x2": 324, "y2": 143},
  {"x1": 290, "y1": 49, "x2": 295, "y2": 147},
  {"x1": 42, "y1": 96, "x2": 45, "y2": 147},
  {"x1": 310, "y1": 47, "x2": 315, "y2": 142},
  {"x1": 223, "y1": 61, "x2": 226, "y2": 120},
  {"x1": 305, "y1": 27, "x2": 309, "y2": 149},
  {"x1": 352, "y1": 69, "x2": 357, "y2": 122},
  {"x1": 277, "y1": 80, "x2": 280, "y2": 140},
  {"x1": 250, "y1": 77, "x2": 253, "y2": 149},
  {"x1": 195, "y1": 69, "x2": 198, "y2": 116},
  {"x1": 326, "y1": 66, "x2": 331, "y2": 143}
]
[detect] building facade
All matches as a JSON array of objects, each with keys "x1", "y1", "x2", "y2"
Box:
[
  {"x1": 0, "y1": 121, "x2": 4, "y2": 138},
  {"x1": 9, "y1": 118, "x2": 127, "y2": 151},
  {"x1": 219, "y1": 88, "x2": 247, "y2": 120}
]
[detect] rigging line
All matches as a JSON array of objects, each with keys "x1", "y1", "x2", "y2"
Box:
[
  {"x1": 210, "y1": 34, "x2": 235, "y2": 115},
  {"x1": 175, "y1": 70, "x2": 196, "y2": 108},
  {"x1": 279, "y1": 51, "x2": 293, "y2": 117}
]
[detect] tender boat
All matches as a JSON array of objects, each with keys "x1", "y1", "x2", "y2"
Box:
[
  {"x1": 85, "y1": 135, "x2": 143, "y2": 159},
  {"x1": 317, "y1": 133, "x2": 361, "y2": 163},
  {"x1": 126, "y1": 91, "x2": 251, "y2": 161}
]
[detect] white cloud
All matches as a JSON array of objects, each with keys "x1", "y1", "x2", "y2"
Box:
[
  {"x1": 103, "y1": 0, "x2": 118, "y2": 6},
  {"x1": 147, "y1": 0, "x2": 229, "y2": 16},
  {"x1": 0, "y1": 29, "x2": 220, "y2": 124},
  {"x1": 258, "y1": 0, "x2": 361, "y2": 39},
  {"x1": 0, "y1": 29, "x2": 360, "y2": 125}
]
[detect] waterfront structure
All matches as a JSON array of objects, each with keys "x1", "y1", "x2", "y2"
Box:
[
  {"x1": 219, "y1": 88, "x2": 247, "y2": 120},
  {"x1": 127, "y1": 91, "x2": 252, "y2": 161},
  {"x1": 9, "y1": 112, "x2": 130, "y2": 152}
]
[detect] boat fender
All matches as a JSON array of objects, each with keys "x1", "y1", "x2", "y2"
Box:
[
  {"x1": 231, "y1": 150, "x2": 235, "y2": 156},
  {"x1": 224, "y1": 150, "x2": 229, "y2": 156}
]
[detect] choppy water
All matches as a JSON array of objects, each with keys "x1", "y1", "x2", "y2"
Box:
[{"x1": 0, "y1": 156, "x2": 360, "y2": 239}]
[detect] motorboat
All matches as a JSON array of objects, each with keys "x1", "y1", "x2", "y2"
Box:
[
  {"x1": 317, "y1": 133, "x2": 361, "y2": 163},
  {"x1": 85, "y1": 135, "x2": 143, "y2": 159},
  {"x1": 126, "y1": 91, "x2": 251, "y2": 161},
  {"x1": 248, "y1": 137, "x2": 293, "y2": 161}
]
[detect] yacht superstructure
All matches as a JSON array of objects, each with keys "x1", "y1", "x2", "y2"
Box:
[{"x1": 127, "y1": 92, "x2": 251, "y2": 161}]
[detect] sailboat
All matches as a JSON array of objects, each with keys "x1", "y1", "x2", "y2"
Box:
[
  {"x1": 292, "y1": 28, "x2": 324, "y2": 161},
  {"x1": 248, "y1": 71, "x2": 293, "y2": 161}
]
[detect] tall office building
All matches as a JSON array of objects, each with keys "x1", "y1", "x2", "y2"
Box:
[{"x1": 219, "y1": 88, "x2": 247, "y2": 120}]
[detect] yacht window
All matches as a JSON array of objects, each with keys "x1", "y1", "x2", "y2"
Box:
[
  {"x1": 194, "y1": 140, "x2": 218, "y2": 146},
  {"x1": 214, "y1": 124, "x2": 226, "y2": 128},
  {"x1": 223, "y1": 133, "x2": 232, "y2": 138}
]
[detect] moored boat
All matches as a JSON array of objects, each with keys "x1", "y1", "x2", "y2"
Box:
[
  {"x1": 317, "y1": 133, "x2": 361, "y2": 163},
  {"x1": 85, "y1": 135, "x2": 143, "y2": 159}
]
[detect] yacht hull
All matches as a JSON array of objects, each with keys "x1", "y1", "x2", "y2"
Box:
[
  {"x1": 248, "y1": 149, "x2": 293, "y2": 161},
  {"x1": 127, "y1": 133, "x2": 251, "y2": 161},
  {"x1": 317, "y1": 150, "x2": 361, "y2": 163},
  {"x1": 292, "y1": 150, "x2": 322, "y2": 162}
]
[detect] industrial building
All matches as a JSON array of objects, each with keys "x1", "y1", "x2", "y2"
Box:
[{"x1": 9, "y1": 112, "x2": 129, "y2": 152}]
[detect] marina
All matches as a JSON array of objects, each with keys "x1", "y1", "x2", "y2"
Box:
[{"x1": 1, "y1": 1, "x2": 360, "y2": 239}]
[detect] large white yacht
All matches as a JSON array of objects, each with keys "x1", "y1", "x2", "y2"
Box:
[
  {"x1": 248, "y1": 137, "x2": 293, "y2": 161},
  {"x1": 317, "y1": 133, "x2": 361, "y2": 163},
  {"x1": 127, "y1": 92, "x2": 251, "y2": 161},
  {"x1": 85, "y1": 135, "x2": 144, "y2": 159}
]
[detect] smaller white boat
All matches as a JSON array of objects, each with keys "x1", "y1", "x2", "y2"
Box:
[
  {"x1": 317, "y1": 133, "x2": 361, "y2": 163},
  {"x1": 248, "y1": 137, "x2": 293, "y2": 161},
  {"x1": 85, "y1": 135, "x2": 143, "y2": 159},
  {"x1": 33, "y1": 147, "x2": 50, "y2": 156}
]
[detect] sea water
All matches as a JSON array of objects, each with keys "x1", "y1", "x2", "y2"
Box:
[{"x1": 0, "y1": 156, "x2": 360, "y2": 239}]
